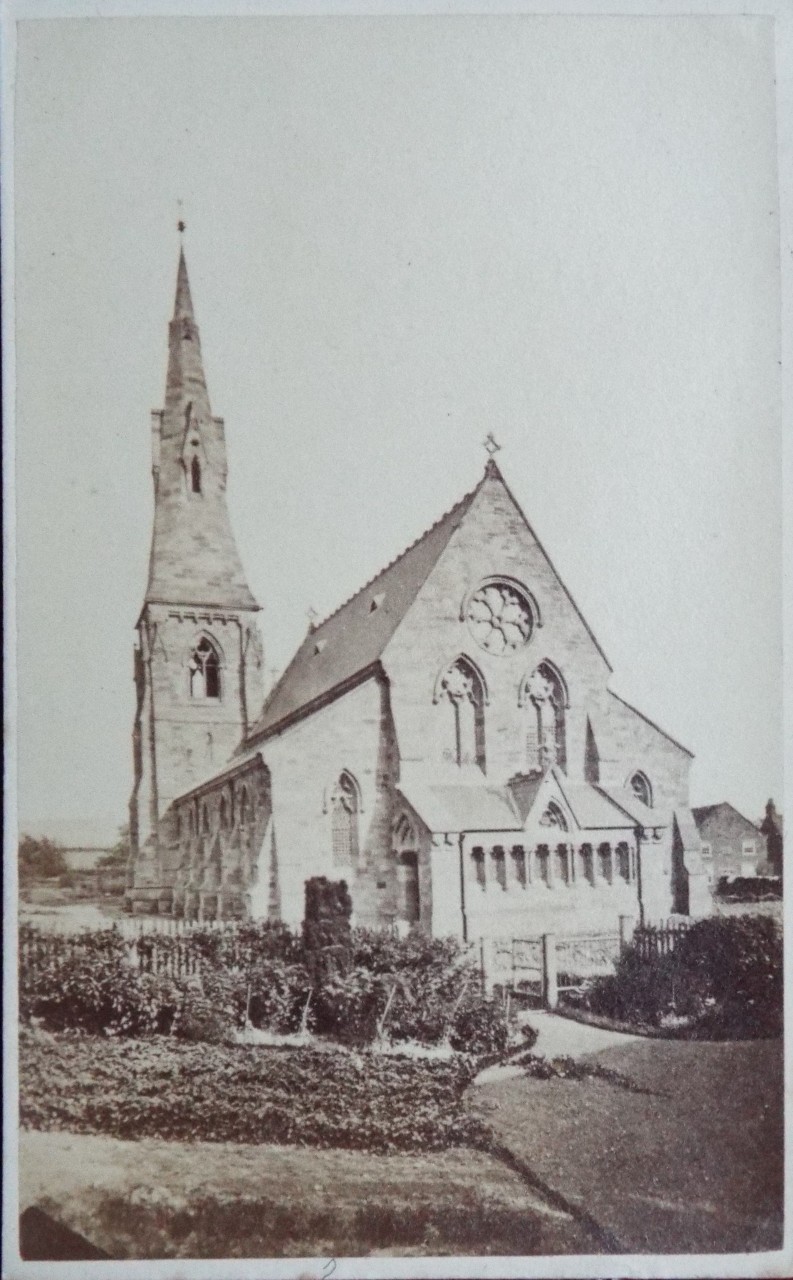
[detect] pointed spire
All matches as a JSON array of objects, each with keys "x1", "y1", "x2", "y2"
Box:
[
  {"x1": 165, "y1": 241, "x2": 209, "y2": 413},
  {"x1": 173, "y1": 245, "x2": 195, "y2": 322}
]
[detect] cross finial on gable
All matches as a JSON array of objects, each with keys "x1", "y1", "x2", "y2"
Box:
[
  {"x1": 483, "y1": 431, "x2": 501, "y2": 459},
  {"x1": 307, "y1": 606, "x2": 319, "y2": 632}
]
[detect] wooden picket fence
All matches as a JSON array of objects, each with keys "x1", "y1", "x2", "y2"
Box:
[{"x1": 632, "y1": 919, "x2": 690, "y2": 960}]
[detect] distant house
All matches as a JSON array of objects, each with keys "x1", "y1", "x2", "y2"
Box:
[{"x1": 692, "y1": 803, "x2": 767, "y2": 888}]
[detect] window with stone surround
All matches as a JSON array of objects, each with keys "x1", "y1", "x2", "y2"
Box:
[
  {"x1": 330, "y1": 771, "x2": 359, "y2": 867},
  {"x1": 439, "y1": 656, "x2": 486, "y2": 770},
  {"x1": 189, "y1": 637, "x2": 221, "y2": 700},
  {"x1": 191, "y1": 455, "x2": 202, "y2": 494}
]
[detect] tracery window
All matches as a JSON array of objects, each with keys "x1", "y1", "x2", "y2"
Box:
[
  {"x1": 525, "y1": 663, "x2": 567, "y2": 773},
  {"x1": 189, "y1": 637, "x2": 221, "y2": 700},
  {"x1": 440, "y1": 657, "x2": 486, "y2": 770},
  {"x1": 629, "y1": 771, "x2": 653, "y2": 809},
  {"x1": 330, "y1": 772, "x2": 360, "y2": 867}
]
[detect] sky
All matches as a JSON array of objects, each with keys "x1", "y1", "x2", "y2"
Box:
[{"x1": 12, "y1": 13, "x2": 783, "y2": 842}]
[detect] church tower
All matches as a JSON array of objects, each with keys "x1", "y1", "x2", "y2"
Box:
[{"x1": 128, "y1": 239, "x2": 263, "y2": 911}]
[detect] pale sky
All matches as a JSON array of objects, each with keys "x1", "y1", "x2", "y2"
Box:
[{"x1": 12, "y1": 13, "x2": 782, "y2": 841}]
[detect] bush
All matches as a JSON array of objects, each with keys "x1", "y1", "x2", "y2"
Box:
[
  {"x1": 19, "y1": 1027, "x2": 483, "y2": 1153},
  {"x1": 19, "y1": 922, "x2": 513, "y2": 1055},
  {"x1": 584, "y1": 914, "x2": 782, "y2": 1039}
]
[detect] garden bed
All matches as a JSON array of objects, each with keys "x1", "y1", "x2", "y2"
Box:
[{"x1": 19, "y1": 1026, "x2": 486, "y2": 1154}]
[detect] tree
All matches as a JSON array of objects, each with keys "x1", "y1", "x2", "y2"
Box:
[
  {"x1": 760, "y1": 800, "x2": 784, "y2": 882},
  {"x1": 18, "y1": 835, "x2": 68, "y2": 883}
]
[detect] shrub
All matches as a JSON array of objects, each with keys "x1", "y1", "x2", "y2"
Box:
[
  {"x1": 311, "y1": 966, "x2": 388, "y2": 1045},
  {"x1": 246, "y1": 960, "x2": 313, "y2": 1034},
  {"x1": 584, "y1": 914, "x2": 782, "y2": 1039},
  {"x1": 449, "y1": 998, "x2": 509, "y2": 1058}
]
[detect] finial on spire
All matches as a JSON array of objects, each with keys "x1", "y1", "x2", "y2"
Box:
[
  {"x1": 178, "y1": 219, "x2": 186, "y2": 234},
  {"x1": 483, "y1": 432, "x2": 501, "y2": 473}
]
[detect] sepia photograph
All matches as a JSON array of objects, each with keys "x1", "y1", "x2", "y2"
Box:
[{"x1": 3, "y1": 4, "x2": 790, "y2": 1277}]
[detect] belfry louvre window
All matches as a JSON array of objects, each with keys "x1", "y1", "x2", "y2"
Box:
[
  {"x1": 330, "y1": 772, "x2": 359, "y2": 867},
  {"x1": 189, "y1": 638, "x2": 221, "y2": 699}
]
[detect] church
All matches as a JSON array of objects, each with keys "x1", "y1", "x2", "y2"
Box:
[{"x1": 127, "y1": 244, "x2": 709, "y2": 938}]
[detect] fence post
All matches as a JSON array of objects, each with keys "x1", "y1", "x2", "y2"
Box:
[{"x1": 541, "y1": 933, "x2": 558, "y2": 1010}]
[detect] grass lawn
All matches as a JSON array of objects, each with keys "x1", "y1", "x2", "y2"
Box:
[
  {"x1": 468, "y1": 1037, "x2": 783, "y2": 1254},
  {"x1": 18, "y1": 1130, "x2": 594, "y2": 1258}
]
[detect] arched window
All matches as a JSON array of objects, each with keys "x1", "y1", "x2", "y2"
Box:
[
  {"x1": 598, "y1": 842, "x2": 613, "y2": 884},
  {"x1": 393, "y1": 816, "x2": 420, "y2": 925},
  {"x1": 616, "y1": 842, "x2": 631, "y2": 881},
  {"x1": 201, "y1": 804, "x2": 210, "y2": 836},
  {"x1": 524, "y1": 662, "x2": 567, "y2": 773},
  {"x1": 219, "y1": 794, "x2": 229, "y2": 830},
  {"x1": 439, "y1": 657, "x2": 486, "y2": 771},
  {"x1": 189, "y1": 637, "x2": 221, "y2": 700},
  {"x1": 540, "y1": 801, "x2": 568, "y2": 832},
  {"x1": 555, "y1": 843, "x2": 570, "y2": 886},
  {"x1": 239, "y1": 787, "x2": 249, "y2": 828},
  {"x1": 191, "y1": 455, "x2": 202, "y2": 494},
  {"x1": 629, "y1": 771, "x2": 653, "y2": 809},
  {"x1": 577, "y1": 843, "x2": 594, "y2": 885},
  {"x1": 330, "y1": 771, "x2": 359, "y2": 867}
]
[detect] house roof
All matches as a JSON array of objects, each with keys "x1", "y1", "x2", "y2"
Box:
[
  {"x1": 244, "y1": 483, "x2": 480, "y2": 741},
  {"x1": 692, "y1": 802, "x2": 761, "y2": 832}
]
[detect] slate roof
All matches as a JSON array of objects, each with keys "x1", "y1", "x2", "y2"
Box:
[
  {"x1": 398, "y1": 774, "x2": 521, "y2": 834},
  {"x1": 244, "y1": 484, "x2": 479, "y2": 741},
  {"x1": 554, "y1": 776, "x2": 640, "y2": 830},
  {"x1": 691, "y1": 802, "x2": 761, "y2": 832}
]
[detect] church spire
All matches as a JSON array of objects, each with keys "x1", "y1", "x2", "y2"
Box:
[{"x1": 142, "y1": 241, "x2": 258, "y2": 611}]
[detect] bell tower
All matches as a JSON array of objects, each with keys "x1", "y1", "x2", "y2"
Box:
[{"x1": 127, "y1": 235, "x2": 263, "y2": 912}]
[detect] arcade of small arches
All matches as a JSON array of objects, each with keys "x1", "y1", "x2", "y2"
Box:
[{"x1": 470, "y1": 834, "x2": 638, "y2": 895}]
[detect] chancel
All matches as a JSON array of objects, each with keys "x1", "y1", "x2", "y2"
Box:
[{"x1": 127, "y1": 244, "x2": 710, "y2": 937}]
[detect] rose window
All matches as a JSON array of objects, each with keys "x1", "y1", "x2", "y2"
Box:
[{"x1": 466, "y1": 581, "x2": 533, "y2": 655}]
